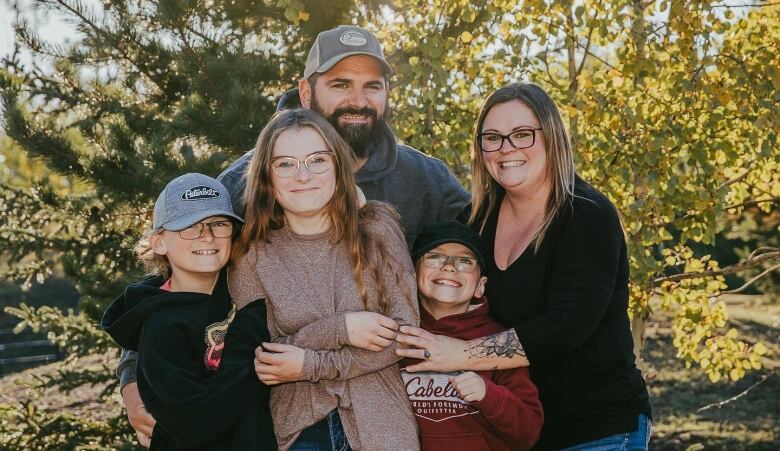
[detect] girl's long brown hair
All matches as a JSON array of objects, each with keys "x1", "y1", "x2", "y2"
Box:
[
  {"x1": 469, "y1": 82, "x2": 577, "y2": 253},
  {"x1": 233, "y1": 108, "x2": 409, "y2": 313}
]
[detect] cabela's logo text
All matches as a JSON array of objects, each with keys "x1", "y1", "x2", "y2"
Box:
[{"x1": 181, "y1": 186, "x2": 221, "y2": 200}]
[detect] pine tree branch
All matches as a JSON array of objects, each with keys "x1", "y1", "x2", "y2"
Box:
[
  {"x1": 145, "y1": 0, "x2": 221, "y2": 48},
  {"x1": 49, "y1": 0, "x2": 171, "y2": 97},
  {"x1": 652, "y1": 249, "x2": 780, "y2": 285}
]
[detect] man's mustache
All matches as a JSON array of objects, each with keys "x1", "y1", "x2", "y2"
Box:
[{"x1": 332, "y1": 107, "x2": 378, "y2": 121}]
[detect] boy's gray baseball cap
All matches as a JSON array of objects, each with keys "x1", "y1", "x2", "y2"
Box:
[
  {"x1": 304, "y1": 25, "x2": 392, "y2": 79},
  {"x1": 152, "y1": 173, "x2": 243, "y2": 231}
]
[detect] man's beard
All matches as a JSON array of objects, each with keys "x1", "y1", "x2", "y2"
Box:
[{"x1": 310, "y1": 97, "x2": 386, "y2": 159}]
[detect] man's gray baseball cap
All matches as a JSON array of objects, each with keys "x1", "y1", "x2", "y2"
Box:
[
  {"x1": 152, "y1": 173, "x2": 243, "y2": 231},
  {"x1": 304, "y1": 25, "x2": 392, "y2": 79}
]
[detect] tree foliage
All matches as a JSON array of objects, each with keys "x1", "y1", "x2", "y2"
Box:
[
  {"x1": 380, "y1": 0, "x2": 778, "y2": 383},
  {"x1": 1, "y1": 0, "x2": 778, "y2": 448}
]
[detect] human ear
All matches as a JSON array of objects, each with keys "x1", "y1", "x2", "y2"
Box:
[
  {"x1": 474, "y1": 276, "x2": 488, "y2": 298},
  {"x1": 298, "y1": 79, "x2": 312, "y2": 109},
  {"x1": 149, "y1": 232, "x2": 167, "y2": 256}
]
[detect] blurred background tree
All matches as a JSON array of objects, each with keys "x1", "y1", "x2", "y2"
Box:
[{"x1": 1, "y1": 0, "x2": 778, "y2": 448}]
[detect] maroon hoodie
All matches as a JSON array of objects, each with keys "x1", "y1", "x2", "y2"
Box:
[{"x1": 401, "y1": 297, "x2": 543, "y2": 451}]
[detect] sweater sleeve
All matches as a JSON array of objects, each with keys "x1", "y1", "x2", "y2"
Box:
[
  {"x1": 300, "y1": 205, "x2": 420, "y2": 382},
  {"x1": 116, "y1": 348, "x2": 137, "y2": 389},
  {"x1": 513, "y1": 198, "x2": 625, "y2": 364},
  {"x1": 471, "y1": 368, "x2": 544, "y2": 451},
  {"x1": 268, "y1": 306, "x2": 349, "y2": 350},
  {"x1": 139, "y1": 304, "x2": 270, "y2": 449}
]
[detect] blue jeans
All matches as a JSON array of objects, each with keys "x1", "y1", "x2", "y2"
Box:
[
  {"x1": 290, "y1": 410, "x2": 352, "y2": 451},
  {"x1": 561, "y1": 414, "x2": 652, "y2": 450}
]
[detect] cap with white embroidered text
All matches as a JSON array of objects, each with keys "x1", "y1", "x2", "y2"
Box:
[{"x1": 152, "y1": 173, "x2": 243, "y2": 231}]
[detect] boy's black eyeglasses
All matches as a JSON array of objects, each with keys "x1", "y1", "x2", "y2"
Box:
[
  {"x1": 422, "y1": 252, "x2": 479, "y2": 273},
  {"x1": 178, "y1": 221, "x2": 234, "y2": 240},
  {"x1": 478, "y1": 128, "x2": 542, "y2": 152}
]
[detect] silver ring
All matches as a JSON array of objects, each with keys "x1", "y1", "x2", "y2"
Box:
[{"x1": 423, "y1": 350, "x2": 431, "y2": 359}]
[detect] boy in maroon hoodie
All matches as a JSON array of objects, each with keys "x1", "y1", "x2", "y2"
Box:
[{"x1": 402, "y1": 221, "x2": 543, "y2": 451}]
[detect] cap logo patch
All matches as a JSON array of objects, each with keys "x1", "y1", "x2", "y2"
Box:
[
  {"x1": 339, "y1": 30, "x2": 367, "y2": 46},
  {"x1": 181, "y1": 186, "x2": 221, "y2": 201}
]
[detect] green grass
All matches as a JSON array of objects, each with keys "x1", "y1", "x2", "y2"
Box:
[{"x1": 645, "y1": 295, "x2": 779, "y2": 450}]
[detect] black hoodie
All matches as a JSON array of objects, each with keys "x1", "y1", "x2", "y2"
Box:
[{"x1": 102, "y1": 272, "x2": 277, "y2": 450}]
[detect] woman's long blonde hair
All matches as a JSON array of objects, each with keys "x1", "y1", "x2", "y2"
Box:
[
  {"x1": 469, "y1": 82, "x2": 577, "y2": 253},
  {"x1": 233, "y1": 108, "x2": 408, "y2": 313}
]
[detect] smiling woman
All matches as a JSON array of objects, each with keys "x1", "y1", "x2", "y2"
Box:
[
  {"x1": 229, "y1": 108, "x2": 420, "y2": 451},
  {"x1": 395, "y1": 83, "x2": 653, "y2": 450}
]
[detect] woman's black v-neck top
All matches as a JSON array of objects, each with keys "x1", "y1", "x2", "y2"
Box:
[{"x1": 473, "y1": 177, "x2": 651, "y2": 450}]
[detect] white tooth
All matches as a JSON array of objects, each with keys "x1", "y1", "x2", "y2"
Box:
[
  {"x1": 501, "y1": 161, "x2": 526, "y2": 168},
  {"x1": 434, "y1": 280, "x2": 460, "y2": 287}
]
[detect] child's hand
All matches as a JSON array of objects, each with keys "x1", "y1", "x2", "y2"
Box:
[
  {"x1": 121, "y1": 382, "x2": 156, "y2": 447},
  {"x1": 254, "y1": 343, "x2": 305, "y2": 385},
  {"x1": 449, "y1": 371, "x2": 487, "y2": 402},
  {"x1": 345, "y1": 311, "x2": 399, "y2": 351}
]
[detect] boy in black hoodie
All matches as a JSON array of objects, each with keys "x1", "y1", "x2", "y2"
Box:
[{"x1": 102, "y1": 173, "x2": 277, "y2": 450}]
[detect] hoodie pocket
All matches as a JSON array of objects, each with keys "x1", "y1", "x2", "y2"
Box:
[{"x1": 422, "y1": 432, "x2": 490, "y2": 451}]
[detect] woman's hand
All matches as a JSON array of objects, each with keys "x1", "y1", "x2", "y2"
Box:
[
  {"x1": 345, "y1": 311, "x2": 399, "y2": 351},
  {"x1": 450, "y1": 371, "x2": 487, "y2": 403},
  {"x1": 394, "y1": 325, "x2": 468, "y2": 372},
  {"x1": 254, "y1": 342, "x2": 305, "y2": 385}
]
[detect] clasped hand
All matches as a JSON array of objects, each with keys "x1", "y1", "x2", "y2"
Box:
[
  {"x1": 254, "y1": 342, "x2": 305, "y2": 385},
  {"x1": 255, "y1": 312, "x2": 400, "y2": 384},
  {"x1": 344, "y1": 311, "x2": 399, "y2": 351},
  {"x1": 394, "y1": 325, "x2": 468, "y2": 372}
]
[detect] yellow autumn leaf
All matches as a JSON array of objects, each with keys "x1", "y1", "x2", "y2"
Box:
[
  {"x1": 460, "y1": 31, "x2": 474, "y2": 43},
  {"x1": 708, "y1": 371, "x2": 721, "y2": 383}
]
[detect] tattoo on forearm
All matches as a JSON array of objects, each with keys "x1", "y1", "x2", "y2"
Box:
[{"x1": 466, "y1": 329, "x2": 526, "y2": 360}]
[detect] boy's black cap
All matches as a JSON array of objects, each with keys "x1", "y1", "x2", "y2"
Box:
[{"x1": 411, "y1": 221, "x2": 489, "y2": 270}]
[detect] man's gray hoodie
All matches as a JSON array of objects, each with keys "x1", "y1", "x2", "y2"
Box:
[{"x1": 217, "y1": 89, "x2": 471, "y2": 249}]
